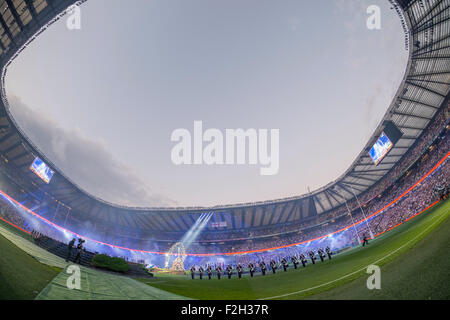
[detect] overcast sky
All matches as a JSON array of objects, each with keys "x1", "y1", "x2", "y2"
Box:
[{"x1": 5, "y1": 0, "x2": 408, "y2": 207}]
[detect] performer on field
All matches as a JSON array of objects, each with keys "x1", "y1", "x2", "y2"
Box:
[
  {"x1": 216, "y1": 265, "x2": 222, "y2": 279},
  {"x1": 300, "y1": 253, "x2": 307, "y2": 267},
  {"x1": 362, "y1": 234, "x2": 369, "y2": 247},
  {"x1": 248, "y1": 262, "x2": 255, "y2": 277},
  {"x1": 190, "y1": 266, "x2": 196, "y2": 280},
  {"x1": 270, "y1": 259, "x2": 277, "y2": 274},
  {"x1": 226, "y1": 265, "x2": 232, "y2": 279},
  {"x1": 199, "y1": 266, "x2": 204, "y2": 280},
  {"x1": 326, "y1": 246, "x2": 332, "y2": 260},
  {"x1": 309, "y1": 250, "x2": 316, "y2": 264},
  {"x1": 207, "y1": 265, "x2": 212, "y2": 280},
  {"x1": 281, "y1": 257, "x2": 288, "y2": 272},
  {"x1": 291, "y1": 255, "x2": 298, "y2": 269},
  {"x1": 318, "y1": 248, "x2": 325, "y2": 262},
  {"x1": 237, "y1": 264, "x2": 243, "y2": 278},
  {"x1": 260, "y1": 261, "x2": 267, "y2": 276}
]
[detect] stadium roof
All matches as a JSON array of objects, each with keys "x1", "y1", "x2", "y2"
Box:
[{"x1": 0, "y1": 0, "x2": 448, "y2": 232}]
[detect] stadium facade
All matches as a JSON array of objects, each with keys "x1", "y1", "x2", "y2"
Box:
[{"x1": 0, "y1": 0, "x2": 448, "y2": 265}]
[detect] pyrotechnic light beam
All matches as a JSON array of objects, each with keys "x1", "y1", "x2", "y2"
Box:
[{"x1": 181, "y1": 212, "x2": 213, "y2": 249}]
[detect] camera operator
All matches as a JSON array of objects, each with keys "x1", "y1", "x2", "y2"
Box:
[
  {"x1": 74, "y1": 239, "x2": 85, "y2": 264},
  {"x1": 66, "y1": 238, "x2": 76, "y2": 262}
]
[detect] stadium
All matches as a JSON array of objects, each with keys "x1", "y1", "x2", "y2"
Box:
[{"x1": 0, "y1": 0, "x2": 449, "y2": 302}]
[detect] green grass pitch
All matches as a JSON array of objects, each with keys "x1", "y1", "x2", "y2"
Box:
[
  {"x1": 138, "y1": 199, "x2": 450, "y2": 300},
  {"x1": 0, "y1": 231, "x2": 61, "y2": 300}
]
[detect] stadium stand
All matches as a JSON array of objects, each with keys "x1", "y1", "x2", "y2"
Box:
[
  {"x1": 0, "y1": 118, "x2": 447, "y2": 270},
  {"x1": 0, "y1": 0, "x2": 447, "y2": 273}
]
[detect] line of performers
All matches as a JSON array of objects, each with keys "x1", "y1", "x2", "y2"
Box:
[{"x1": 189, "y1": 246, "x2": 333, "y2": 279}]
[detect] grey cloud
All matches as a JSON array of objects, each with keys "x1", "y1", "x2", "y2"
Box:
[{"x1": 8, "y1": 94, "x2": 177, "y2": 208}]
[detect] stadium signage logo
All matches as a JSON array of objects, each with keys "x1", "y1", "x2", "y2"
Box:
[{"x1": 171, "y1": 121, "x2": 279, "y2": 175}]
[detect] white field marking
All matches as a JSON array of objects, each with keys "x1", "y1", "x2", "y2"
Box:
[{"x1": 259, "y1": 208, "x2": 448, "y2": 300}]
